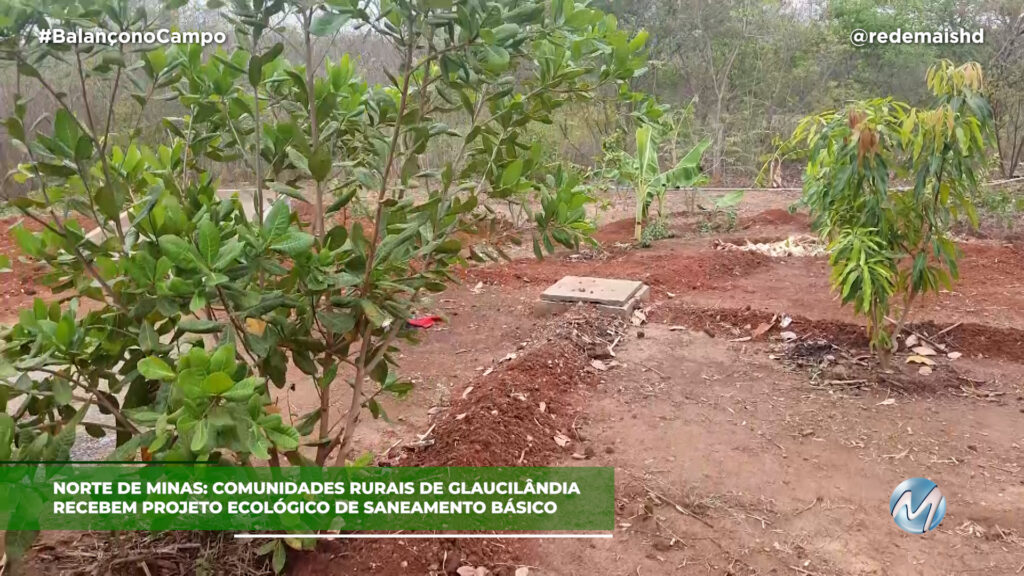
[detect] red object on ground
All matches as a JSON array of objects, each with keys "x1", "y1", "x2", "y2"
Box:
[{"x1": 407, "y1": 315, "x2": 443, "y2": 328}]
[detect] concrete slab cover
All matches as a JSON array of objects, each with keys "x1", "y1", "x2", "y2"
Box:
[{"x1": 540, "y1": 276, "x2": 644, "y2": 306}]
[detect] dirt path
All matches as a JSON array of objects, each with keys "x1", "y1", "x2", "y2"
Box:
[{"x1": 533, "y1": 323, "x2": 1024, "y2": 575}]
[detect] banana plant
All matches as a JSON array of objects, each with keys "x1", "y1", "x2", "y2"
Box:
[{"x1": 620, "y1": 124, "x2": 709, "y2": 242}]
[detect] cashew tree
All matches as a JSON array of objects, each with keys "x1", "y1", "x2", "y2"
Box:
[{"x1": 0, "y1": 0, "x2": 654, "y2": 483}]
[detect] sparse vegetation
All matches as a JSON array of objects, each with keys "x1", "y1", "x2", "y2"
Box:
[
  {"x1": 696, "y1": 190, "x2": 743, "y2": 234},
  {"x1": 638, "y1": 217, "x2": 672, "y2": 247}
]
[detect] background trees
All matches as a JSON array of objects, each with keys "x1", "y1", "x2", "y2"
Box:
[
  {"x1": 596, "y1": 0, "x2": 1022, "y2": 181},
  {"x1": 5, "y1": 0, "x2": 1023, "y2": 188}
]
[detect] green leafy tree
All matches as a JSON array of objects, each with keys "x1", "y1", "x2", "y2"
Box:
[
  {"x1": 785, "y1": 60, "x2": 993, "y2": 366},
  {"x1": 0, "y1": 0, "x2": 651, "y2": 464},
  {"x1": 0, "y1": 0, "x2": 654, "y2": 565}
]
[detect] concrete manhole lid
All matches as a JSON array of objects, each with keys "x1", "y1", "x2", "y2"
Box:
[{"x1": 540, "y1": 276, "x2": 645, "y2": 306}]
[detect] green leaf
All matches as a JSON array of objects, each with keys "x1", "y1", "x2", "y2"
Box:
[
  {"x1": 209, "y1": 344, "x2": 237, "y2": 374},
  {"x1": 317, "y1": 311, "x2": 355, "y2": 335},
  {"x1": 52, "y1": 379, "x2": 73, "y2": 405},
  {"x1": 140, "y1": 322, "x2": 160, "y2": 352},
  {"x1": 189, "y1": 292, "x2": 207, "y2": 314},
  {"x1": 177, "y1": 319, "x2": 224, "y2": 334},
  {"x1": 0, "y1": 414, "x2": 14, "y2": 461},
  {"x1": 359, "y1": 300, "x2": 387, "y2": 327},
  {"x1": 501, "y1": 159, "x2": 523, "y2": 188},
  {"x1": 270, "y1": 231, "x2": 314, "y2": 255},
  {"x1": 294, "y1": 409, "x2": 321, "y2": 436},
  {"x1": 263, "y1": 200, "x2": 292, "y2": 239},
  {"x1": 311, "y1": 12, "x2": 350, "y2": 36},
  {"x1": 715, "y1": 190, "x2": 745, "y2": 208},
  {"x1": 214, "y1": 239, "x2": 245, "y2": 270},
  {"x1": 202, "y1": 371, "x2": 235, "y2": 395},
  {"x1": 260, "y1": 43, "x2": 284, "y2": 67},
  {"x1": 286, "y1": 147, "x2": 311, "y2": 177},
  {"x1": 479, "y1": 45, "x2": 510, "y2": 73},
  {"x1": 191, "y1": 419, "x2": 209, "y2": 451},
  {"x1": 158, "y1": 235, "x2": 198, "y2": 268},
  {"x1": 198, "y1": 219, "x2": 221, "y2": 264},
  {"x1": 223, "y1": 377, "x2": 260, "y2": 401},
  {"x1": 138, "y1": 357, "x2": 176, "y2": 381},
  {"x1": 272, "y1": 540, "x2": 286, "y2": 574}
]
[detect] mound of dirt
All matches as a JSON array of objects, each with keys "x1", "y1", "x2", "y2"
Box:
[
  {"x1": 743, "y1": 208, "x2": 809, "y2": 228},
  {"x1": 404, "y1": 338, "x2": 595, "y2": 467},
  {"x1": 466, "y1": 249, "x2": 772, "y2": 296},
  {"x1": 660, "y1": 303, "x2": 1024, "y2": 363},
  {"x1": 592, "y1": 216, "x2": 639, "y2": 244},
  {"x1": 305, "y1": 312, "x2": 608, "y2": 575}
]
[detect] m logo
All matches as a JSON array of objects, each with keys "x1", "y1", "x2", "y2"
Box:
[{"x1": 889, "y1": 477, "x2": 947, "y2": 534}]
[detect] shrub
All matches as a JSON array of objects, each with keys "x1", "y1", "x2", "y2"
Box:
[
  {"x1": 785, "y1": 61, "x2": 993, "y2": 367},
  {"x1": 0, "y1": 0, "x2": 652, "y2": 485}
]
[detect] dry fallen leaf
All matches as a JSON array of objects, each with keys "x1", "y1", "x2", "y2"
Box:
[
  {"x1": 905, "y1": 334, "x2": 919, "y2": 348},
  {"x1": 918, "y1": 366, "x2": 933, "y2": 375},
  {"x1": 461, "y1": 386, "x2": 474, "y2": 399},
  {"x1": 590, "y1": 359, "x2": 608, "y2": 372},
  {"x1": 911, "y1": 345, "x2": 937, "y2": 356},
  {"x1": 780, "y1": 331, "x2": 798, "y2": 341},
  {"x1": 877, "y1": 398, "x2": 897, "y2": 406},
  {"x1": 515, "y1": 568, "x2": 530, "y2": 576},
  {"x1": 482, "y1": 367, "x2": 494, "y2": 377},
  {"x1": 947, "y1": 351, "x2": 962, "y2": 360},
  {"x1": 539, "y1": 401, "x2": 546, "y2": 413},
  {"x1": 906, "y1": 355, "x2": 936, "y2": 366},
  {"x1": 779, "y1": 315, "x2": 793, "y2": 329},
  {"x1": 457, "y1": 567, "x2": 476, "y2": 576},
  {"x1": 470, "y1": 281, "x2": 484, "y2": 294},
  {"x1": 553, "y1": 432, "x2": 571, "y2": 448},
  {"x1": 751, "y1": 322, "x2": 774, "y2": 340}
]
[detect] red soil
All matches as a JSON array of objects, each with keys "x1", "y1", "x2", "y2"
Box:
[
  {"x1": 741, "y1": 208, "x2": 809, "y2": 228},
  {"x1": 465, "y1": 248, "x2": 772, "y2": 296},
  {"x1": 294, "y1": 329, "x2": 600, "y2": 575},
  {"x1": 660, "y1": 303, "x2": 1024, "y2": 363}
]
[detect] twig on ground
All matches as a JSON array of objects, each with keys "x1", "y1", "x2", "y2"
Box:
[
  {"x1": 647, "y1": 489, "x2": 714, "y2": 529},
  {"x1": 794, "y1": 497, "x2": 820, "y2": 516},
  {"x1": 934, "y1": 321, "x2": 963, "y2": 338}
]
